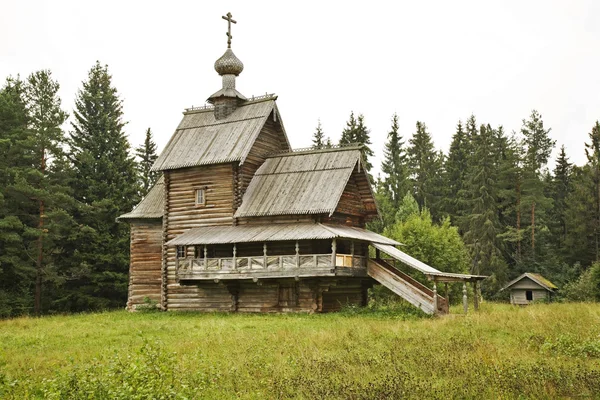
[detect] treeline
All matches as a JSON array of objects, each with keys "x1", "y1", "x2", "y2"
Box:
[
  {"x1": 315, "y1": 111, "x2": 600, "y2": 298},
  {"x1": 0, "y1": 63, "x2": 159, "y2": 317}
]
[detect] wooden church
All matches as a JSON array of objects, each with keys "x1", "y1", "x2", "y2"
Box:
[{"x1": 118, "y1": 13, "x2": 485, "y2": 314}]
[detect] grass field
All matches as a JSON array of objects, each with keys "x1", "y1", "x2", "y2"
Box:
[{"x1": 1, "y1": 303, "x2": 600, "y2": 399}]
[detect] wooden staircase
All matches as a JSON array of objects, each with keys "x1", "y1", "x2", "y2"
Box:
[{"x1": 367, "y1": 259, "x2": 448, "y2": 315}]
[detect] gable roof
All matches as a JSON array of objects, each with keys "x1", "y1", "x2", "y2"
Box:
[
  {"x1": 167, "y1": 223, "x2": 399, "y2": 246},
  {"x1": 234, "y1": 147, "x2": 376, "y2": 218},
  {"x1": 118, "y1": 176, "x2": 164, "y2": 220},
  {"x1": 151, "y1": 96, "x2": 289, "y2": 171},
  {"x1": 501, "y1": 273, "x2": 558, "y2": 292}
]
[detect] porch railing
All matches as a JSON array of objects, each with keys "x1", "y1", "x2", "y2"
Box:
[{"x1": 177, "y1": 253, "x2": 367, "y2": 275}]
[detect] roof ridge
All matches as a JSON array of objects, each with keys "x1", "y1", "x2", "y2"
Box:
[
  {"x1": 254, "y1": 166, "x2": 355, "y2": 176},
  {"x1": 184, "y1": 94, "x2": 277, "y2": 114},
  {"x1": 267, "y1": 144, "x2": 363, "y2": 158}
]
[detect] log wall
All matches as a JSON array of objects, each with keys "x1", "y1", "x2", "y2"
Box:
[
  {"x1": 238, "y1": 113, "x2": 289, "y2": 207},
  {"x1": 127, "y1": 220, "x2": 163, "y2": 310},
  {"x1": 164, "y1": 164, "x2": 236, "y2": 311}
]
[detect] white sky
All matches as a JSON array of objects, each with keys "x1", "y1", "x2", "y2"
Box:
[{"x1": 2, "y1": 1, "x2": 599, "y2": 176}]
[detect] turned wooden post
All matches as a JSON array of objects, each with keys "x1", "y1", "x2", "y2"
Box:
[
  {"x1": 263, "y1": 243, "x2": 267, "y2": 269},
  {"x1": 331, "y1": 238, "x2": 337, "y2": 268},
  {"x1": 432, "y1": 281, "x2": 438, "y2": 315},
  {"x1": 232, "y1": 243, "x2": 237, "y2": 270},
  {"x1": 204, "y1": 245, "x2": 208, "y2": 269},
  {"x1": 463, "y1": 282, "x2": 468, "y2": 314},
  {"x1": 473, "y1": 281, "x2": 480, "y2": 311},
  {"x1": 295, "y1": 241, "x2": 300, "y2": 268}
]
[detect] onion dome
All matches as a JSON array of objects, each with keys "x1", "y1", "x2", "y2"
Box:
[{"x1": 214, "y1": 48, "x2": 244, "y2": 76}]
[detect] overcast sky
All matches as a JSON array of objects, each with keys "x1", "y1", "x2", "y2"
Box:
[{"x1": 2, "y1": 1, "x2": 599, "y2": 175}]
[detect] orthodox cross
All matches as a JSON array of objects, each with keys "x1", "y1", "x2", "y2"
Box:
[{"x1": 222, "y1": 12, "x2": 237, "y2": 48}]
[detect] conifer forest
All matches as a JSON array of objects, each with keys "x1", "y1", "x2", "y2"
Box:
[{"x1": 1, "y1": 63, "x2": 599, "y2": 317}]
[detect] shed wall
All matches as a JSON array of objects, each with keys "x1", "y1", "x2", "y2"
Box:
[{"x1": 510, "y1": 289, "x2": 549, "y2": 305}]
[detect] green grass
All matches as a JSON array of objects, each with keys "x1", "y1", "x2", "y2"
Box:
[{"x1": 1, "y1": 303, "x2": 600, "y2": 399}]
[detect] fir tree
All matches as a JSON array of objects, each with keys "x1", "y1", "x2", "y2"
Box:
[
  {"x1": 381, "y1": 113, "x2": 408, "y2": 208},
  {"x1": 135, "y1": 127, "x2": 159, "y2": 195},
  {"x1": 339, "y1": 111, "x2": 357, "y2": 145},
  {"x1": 312, "y1": 119, "x2": 325, "y2": 149},
  {"x1": 68, "y1": 61, "x2": 139, "y2": 310}
]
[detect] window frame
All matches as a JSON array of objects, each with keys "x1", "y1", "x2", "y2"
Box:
[
  {"x1": 195, "y1": 188, "x2": 206, "y2": 206},
  {"x1": 176, "y1": 246, "x2": 186, "y2": 259}
]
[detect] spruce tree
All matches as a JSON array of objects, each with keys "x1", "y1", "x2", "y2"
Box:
[
  {"x1": 381, "y1": 113, "x2": 408, "y2": 208},
  {"x1": 407, "y1": 121, "x2": 440, "y2": 218},
  {"x1": 68, "y1": 61, "x2": 139, "y2": 310},
  {"x1": 549, "y1": 145, "x2": 572, "y2": 252},
  {"x1": 583, "y1": 121, "x2": 600, "y2": 261},
  {"x1": 463, "y1": 125, "x2": 506, "y2": 288},
  {"x1": 444, "y1": 120, "x2": 469, "y2": 224},
  {"x1": 135, "y1": 127, "x2": 159, "y2": 195},
  {"x1": 312, "y1": 119, "x2": 325, "y2": 149},
  {"x1": 339, "y1": 112, "x2": 373, "y2": 172}
]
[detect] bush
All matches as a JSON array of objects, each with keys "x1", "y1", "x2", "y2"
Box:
[{"x1": 562, "y1": 262, "x2": 600, "y2": 301}]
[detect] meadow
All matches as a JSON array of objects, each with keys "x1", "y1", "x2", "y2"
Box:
[{"x1": 1, "y1": 303, "x2": 599, "y2": 399}]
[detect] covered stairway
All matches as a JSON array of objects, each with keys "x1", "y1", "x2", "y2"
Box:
[{"x1": 367, "y1": 243, "x2": 487, "y2": 315}]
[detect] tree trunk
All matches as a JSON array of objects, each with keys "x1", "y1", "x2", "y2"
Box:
[
  {"x1": 531, "y1": 201, "x2": 536, "y2": 258},
  {"x1": 597, "y1": 169, "x2": 600, "y2": 262},
  {"x1": 516, "y1": 181, "x2": 521, "y2": 261},
  {"x1": 35, "y1": 200, "x2": 44, "y2": 315},
  {"x1": 35, "y1": 149, "x2": 46, "y2": 316}
]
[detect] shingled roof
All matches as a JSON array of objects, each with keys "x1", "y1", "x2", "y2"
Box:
[
  {"x1": 234, "y1": 147, "x2": 375, "y2": 218},
  {"x1": 501, "y1": 273, "x2": 558, "y2": 292},
  {"x1": 118, "y1": 176, "x2": 164, "y2": 220},
  {"x1": 151, "y1": 97, "x2": 289, "y2": 171}
]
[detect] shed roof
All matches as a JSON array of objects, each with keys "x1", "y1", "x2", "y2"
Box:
[
  {"x1": 234, "y1": 147, "x2": 372, "y2": 218},
  {"x1": 166, "y1": 223, "x2": 400, "y2": 246},
  {"x1": 151, "y1": 97, "x2": 289, "y2": 171},
  {"x1": 118, "y1": 176, "x2": 164, "y2": 220},
  {"x1": 501, "y1": 273, "x2": 558, "y2": 292}
]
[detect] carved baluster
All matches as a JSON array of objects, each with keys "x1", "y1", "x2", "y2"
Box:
[
  {"x1": 263, "y1": 243, "x2": 267, "y2": 269},
  {"x1": 232, "y1": 243, "x2": 237, "y2": 270},
  {"x1": 295, "y1": 241, "x2": 300, "y2": 269}
]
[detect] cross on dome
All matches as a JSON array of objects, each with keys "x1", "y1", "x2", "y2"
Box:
[{"x1": 222, "y1": 12, "x2": 237, "y2": 48}]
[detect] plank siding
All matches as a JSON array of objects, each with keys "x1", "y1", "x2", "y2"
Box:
[
  {"x1": 165, "y1": 164, "x2": 236, "y2": 310},
  {"x1": 127, "y1": 220, "x2": 163, "y2": 310}
]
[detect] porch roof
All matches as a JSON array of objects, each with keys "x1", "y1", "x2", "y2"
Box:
[{"x1": 166, "y1": 223, "x2": 400, "y2": 246}]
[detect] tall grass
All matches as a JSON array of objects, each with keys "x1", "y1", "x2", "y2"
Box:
[{"x1": 1, "y1": 303, "x2": 599, "y2": 399}]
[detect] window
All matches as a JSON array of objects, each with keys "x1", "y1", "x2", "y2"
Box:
[
  {"x1": 525, "y1": 290, "x2": 533, "y2": 301},
  {"x1": 176, "y1": 246, "x2": 186, "y2": 259},
  {"x1": 195, "y1": 189, "x2": 205, "y2": 206}
]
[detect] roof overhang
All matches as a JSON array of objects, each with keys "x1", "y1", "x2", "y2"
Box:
[{"x1": 167, "y1": 223, "x2": 400, "y2": 246}]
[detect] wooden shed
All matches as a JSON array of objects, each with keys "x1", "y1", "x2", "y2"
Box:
[
  {"x1": 117, "y1": 13, "x2": 487, "y2": 315},
  {"x1": 501, "y1": 273, "x2": 557, "y2": 305}
]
